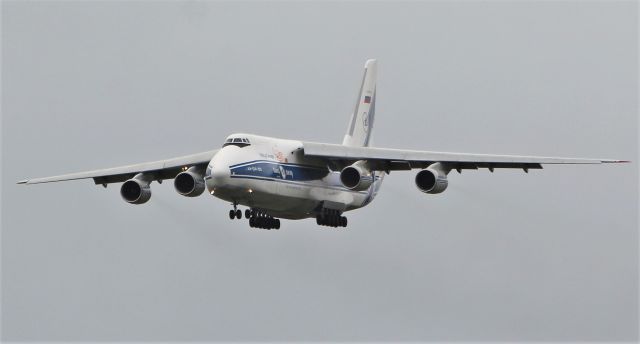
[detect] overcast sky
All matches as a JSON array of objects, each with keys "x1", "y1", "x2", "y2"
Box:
[{"x1": 2, "y1": 1, "x2": 638, "y2": 341}]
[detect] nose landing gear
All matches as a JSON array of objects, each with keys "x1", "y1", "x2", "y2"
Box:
[{"x1": 228, "y1": 202, "x2": 242, "y2": 219}]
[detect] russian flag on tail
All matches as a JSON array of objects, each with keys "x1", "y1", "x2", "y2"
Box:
[{"x1": 363, "y1": 96, "x2": 371, "y2": 104}]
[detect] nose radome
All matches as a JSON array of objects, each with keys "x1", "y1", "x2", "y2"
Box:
[
  {"x1": 211, "y1": 164, "x2": 229, "y2": 181},
  {"x1": 206, "y1": 163, "x2": 229, "y2": 194}
]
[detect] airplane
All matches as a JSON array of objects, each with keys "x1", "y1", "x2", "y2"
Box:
[{"x1": 18, "y1": 59, "x2": 628, "y2": 230}]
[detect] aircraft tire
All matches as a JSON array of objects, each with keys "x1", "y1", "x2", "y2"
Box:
[
  {"x1": 236, "y1": 209, "x2": 242, "y2": 219},
  {"x1": 229, "y1": 210, "x2": 235, "y2": 220},
  {"x1": 245, "y1": 209, "x2": 251, "y2": 219}
]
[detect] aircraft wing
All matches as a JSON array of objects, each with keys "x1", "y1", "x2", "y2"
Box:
[
  {"x1": 17, "y1": 150, "x2": 218, "y2": 185},
  {"x1": 302, "y1": 142, "x2": 627, "y2": 172}
]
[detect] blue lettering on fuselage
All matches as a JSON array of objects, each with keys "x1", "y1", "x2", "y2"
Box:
[{"x1": 229, "y1": 160, "x2": 328, "y2": 182}]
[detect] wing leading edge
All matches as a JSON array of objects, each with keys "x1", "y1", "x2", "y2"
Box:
[
  {"x1": 17, "y1": 150, "x2": 218, "y2": 185},
  {"x1": 302, "y1": 142, "x2": 627, "y2": 172}
]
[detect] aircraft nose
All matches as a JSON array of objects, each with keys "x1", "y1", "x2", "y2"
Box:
[{"x1": 210, "y1": 164, "x2": 229, "y2": 185}]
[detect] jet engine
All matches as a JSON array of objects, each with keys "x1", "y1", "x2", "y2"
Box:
[
  {"x1": 120, "y1": 174, "x2": 152, "y2": 204},
  {"x1": 340, "y1": 162, "x2": 373, "y2": 191},
  {"x1": 415, "y1": 163, "x2": 448, "y2": 194},
  {"x1": 174, "y1": 167, "x2": 205, "y2": 197}
]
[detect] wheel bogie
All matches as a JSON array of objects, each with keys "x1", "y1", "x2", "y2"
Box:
[
  {"x1": 315, "y1": 210, "x2": 348, "y2": 228},
  {"x1": 241, "y1": 207, "x2": 280, "y2": 230}
]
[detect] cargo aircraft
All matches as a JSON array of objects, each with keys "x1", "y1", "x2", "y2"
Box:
[{"x1": 18, "y1": 60, "x2": 627, "y2": 229}]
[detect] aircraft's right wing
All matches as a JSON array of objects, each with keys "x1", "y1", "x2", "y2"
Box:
[
  {"x1": 17, "y1": 150, "x2": 218, "y2": 186},
  {"x1": 302, "y1": 142, "x2": 627, "y2": 172}
]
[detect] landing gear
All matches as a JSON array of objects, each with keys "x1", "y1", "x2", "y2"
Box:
[
  {"x1": 228, "y1": 205, "x2": 282, "y2": 230},
  {"x1": 316, "y1": 209, "x2": 347, "y2": 228},
  {"x1": 229, "y1": 202, "x2": 242, "y2": 220},
  {"x1": 247, "y1": 208, "x2": 280, "y2": 230}
]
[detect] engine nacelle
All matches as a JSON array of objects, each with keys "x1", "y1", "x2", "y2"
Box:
[
  {"x1": 174, "y1": 168, "x2": 205, "y2": 197},
  {"x1": 340, "y1": 162, "x2": 373, "y2": 191},
  {"x1": 415, "y1": 163, "x2": 448, "y2": 194},
  {"x1": 120, "y1": 175, "x2": 152, "y2": 204}
]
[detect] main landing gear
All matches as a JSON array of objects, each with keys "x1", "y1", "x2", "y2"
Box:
[
  {"x1": 316, "y1": 209, "x2": 348, "y2": 228},
  {"x1": 228, "y1": 203, "x2": 280, "y2": 230},
  {"x1": 248, "y1": 208, "x2": 280, "y2": 230}
]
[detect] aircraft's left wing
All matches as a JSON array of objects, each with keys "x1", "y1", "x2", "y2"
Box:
[
  {"x1": 17, "y1": 150, "x2": 218, "y2": 185},
  {"x1": 302, "y1": 142, "x2": 627, "y2": 172}
]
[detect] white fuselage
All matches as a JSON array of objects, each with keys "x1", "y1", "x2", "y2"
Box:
[{"x1": 204, "y1": 134, "x2": 383, "y2": 219}]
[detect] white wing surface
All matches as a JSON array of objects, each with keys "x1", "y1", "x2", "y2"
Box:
[
  {"x1": 18, "y1": 150, "x2": 218, "y2": 185},
  {"x1": 302, "y1": 142, "x2": 626, "y2": 172}
]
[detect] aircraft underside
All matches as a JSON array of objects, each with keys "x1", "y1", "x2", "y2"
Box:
[{"x1": 207, "y1": 171, "x2": 377, "y2": 229}]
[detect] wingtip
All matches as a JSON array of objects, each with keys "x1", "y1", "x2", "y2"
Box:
[
  {"x1": 603, "y1": 160, "x2": 631, "y2": 163},
  {"x1": 16, "y1": 180, "x2": 28, "y2": 184}
]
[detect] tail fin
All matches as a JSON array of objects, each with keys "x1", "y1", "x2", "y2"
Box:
[{"x1": 343, "y1": 59, "x2": 377, "y2": 147}]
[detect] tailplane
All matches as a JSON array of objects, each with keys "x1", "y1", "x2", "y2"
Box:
[{"x1": 343, "y1": 59, "x2": 377, "y2": 147}]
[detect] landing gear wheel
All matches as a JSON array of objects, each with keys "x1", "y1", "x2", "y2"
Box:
[
  {"x1": 275, "y1": 219, "x2": 281, "y2": 230},
  {"x1": 229, "y1": 210, "x2": 236, "y2": 219},
  {"x1": 236, "y1": 209, "x2": 242, "y2": 219},
  {"x1": 245, "y1": 209, "x2": 251, "y2": 219}
]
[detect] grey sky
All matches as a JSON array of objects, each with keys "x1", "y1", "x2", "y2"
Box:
[{"x1": 2, "y1": 1, "x2": 638, "y2": 341}]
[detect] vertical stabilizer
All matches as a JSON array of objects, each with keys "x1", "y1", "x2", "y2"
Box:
[{"x1": 343, "y1": 59, "x2": 377, "y2": 147}]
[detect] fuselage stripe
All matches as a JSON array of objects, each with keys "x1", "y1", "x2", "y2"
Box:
[{"x1": 229, "y1": 175, "x2": 369, "y2": 194}]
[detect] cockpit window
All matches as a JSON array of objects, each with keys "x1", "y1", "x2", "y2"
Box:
[{"x1": 223, "y1": 137, "x2": 251, "y2": 148}]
